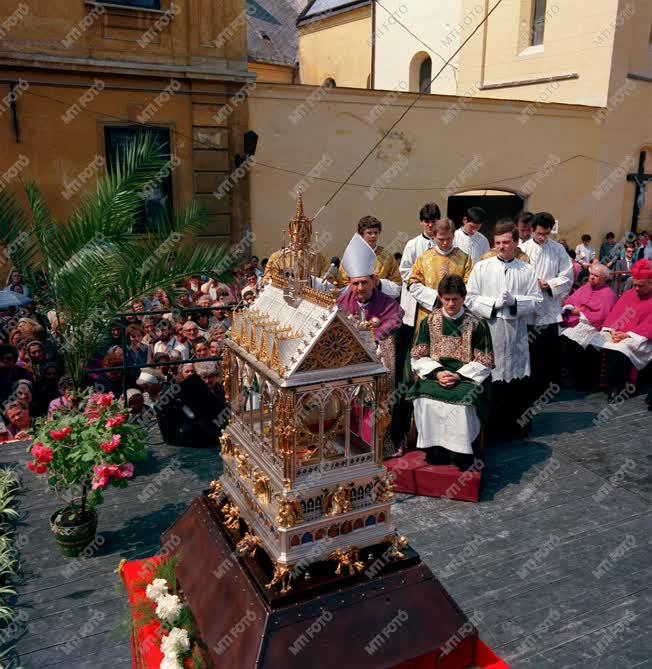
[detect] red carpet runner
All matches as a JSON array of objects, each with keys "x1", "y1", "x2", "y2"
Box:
[{"x1": 120, "y1": 558, "x2": 508, "y2": 668}]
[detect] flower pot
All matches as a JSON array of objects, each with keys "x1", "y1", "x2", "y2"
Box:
[{"x1": 50, "y1": 507, "x2": 98, "y2": 558}]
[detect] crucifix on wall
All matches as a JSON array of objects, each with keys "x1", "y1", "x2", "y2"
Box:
[{"x1": 626, "y1": 150, "x2": 652, "y2": 233}]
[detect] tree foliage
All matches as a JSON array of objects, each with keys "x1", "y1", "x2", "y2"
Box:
[{"x1": 0, "y1": 134, "x2": 237, "y2": 388}]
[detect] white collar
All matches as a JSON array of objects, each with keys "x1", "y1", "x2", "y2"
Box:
[
  {"x1": 496, "y1": 254, "x2": 516, "y2": 264},
  {"x1": 435, "y1": 245, "x2": 454, "y2": 256},
  {"x1": 443, "y1": 306, "x2": 465, "y2": 320}
]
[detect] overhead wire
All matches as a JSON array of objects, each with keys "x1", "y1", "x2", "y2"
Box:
[
  {"x1": 311, "y1": 0, "x2": 507, "y2": 219},
  {"x1": 4, "y1": 0, "x2": 602, "y2": 202},
  {"x1": 15, "y1": 84, "x2": 618, "y2": 195}
]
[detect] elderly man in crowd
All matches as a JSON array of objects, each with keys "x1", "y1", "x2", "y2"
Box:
[
  {"x1": 595, "y1": 259, "x2": 652, "y2": 403},
  {"x1": 560, "y1": 263, "x2": 616, "y2": 388}
]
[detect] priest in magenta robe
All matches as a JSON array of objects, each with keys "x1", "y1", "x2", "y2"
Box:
[
  {"x1": 561, "y1": 263, "x2": 616, "y2": 334},
  {"x1": 560, "y1": 263, "x2": 617, "y2": 388},
  {"x1": 595, "y1": 259, "x2": 652, "y2": 403}
]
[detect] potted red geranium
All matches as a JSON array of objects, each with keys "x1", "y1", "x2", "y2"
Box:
[{"x1": 26, "y1": 389, "x2": 147, "y2": 557}]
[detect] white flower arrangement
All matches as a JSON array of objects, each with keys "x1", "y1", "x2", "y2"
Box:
[
  {"x1": 145, "y1": 575, "x2": 192, "y2": 666},
  {"x1": 161, "y1": 627, "x2": 190, "y2": 657},
  {"x1": 160, "y1": 656, "x2": 184, "y2": 669},
  {"x1": 155, "y1": 593, "x2": 184, "y2": 625},
  {"x1": 145, "y1": 578, "x2": 169, "y2": 602}
]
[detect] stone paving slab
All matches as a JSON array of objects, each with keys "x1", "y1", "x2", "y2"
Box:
[{"x1": 0, "y1": 390, "x2": 649, "y2": 668}]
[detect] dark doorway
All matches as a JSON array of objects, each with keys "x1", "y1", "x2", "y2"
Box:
[{"x1": 447, "y1": 191, "x2": 524, "y2": 244}]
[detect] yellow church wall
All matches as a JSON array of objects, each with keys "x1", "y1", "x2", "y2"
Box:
[
  {"x1": 456, "y1": 0, "x2": 619, "y2": 107},
  {"x1": 248, "y1": 83, "x2": 623, "y2": 261},
  {"x1": 298, "y1": 6, "x2": 371, "y2": 88},
  {"x1": 373, "y1": 0, "x2": 461, "y2": 95},
  {"x1": 602, "y1": 0, "x2": 652, "y2": 235}
]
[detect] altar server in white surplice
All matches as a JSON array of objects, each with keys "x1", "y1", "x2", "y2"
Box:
[
  {"x1": 398, "y1": 202, "x2": 441, "y2": 328},
  {"x1": 466, "y1": 222, "x2": 543, "y2": 437},
  {"x1": 520, "y1": 212, "x2": 574, "y2": 398},
  {"x1": 453, "y1": 207, "x2": 491, "y2": 263},
  {"x1": 391, "y1": 202, "x2": 442, "y2": 455}
]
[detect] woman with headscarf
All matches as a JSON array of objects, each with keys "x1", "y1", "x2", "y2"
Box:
[{"x1": 11, "y1": 378, "x2": 39, "y2": 417}]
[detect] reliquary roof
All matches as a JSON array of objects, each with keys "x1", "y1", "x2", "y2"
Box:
[{"x1": 227, "y1": 283, "x2": 384, "y2": 384}]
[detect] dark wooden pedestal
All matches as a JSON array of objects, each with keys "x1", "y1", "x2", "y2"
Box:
[{"x1": 162, "y1": 495, "x2": 477, "y2": 668}]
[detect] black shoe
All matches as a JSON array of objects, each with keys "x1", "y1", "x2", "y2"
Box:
[
  {"x1": 383, "y1": 445, "x2": 405, "y2": 459},
  {"x1": 451, "y1": 453, "x2": 475, "y2": 471},
  {"x1": 424, "y1": 446, "x2": 450, "y2": 466},
  {"x1": 384, "y1": 435, "x2": 408, "y2": 459}
]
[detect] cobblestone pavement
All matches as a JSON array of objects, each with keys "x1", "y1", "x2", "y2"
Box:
[{"x1": 2, "y1": 389, "x2": 650, "y2": 667}]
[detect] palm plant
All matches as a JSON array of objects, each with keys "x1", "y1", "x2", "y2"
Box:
[{"x1": 0, "y1": 133, "x2": 237, "y2": 388}]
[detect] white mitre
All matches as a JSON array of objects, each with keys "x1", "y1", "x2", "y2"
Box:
[{"x1": 341, "y1": 233, "x2": 376, "y2": 279}]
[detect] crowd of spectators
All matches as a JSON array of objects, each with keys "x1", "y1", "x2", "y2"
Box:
[
  {"x1": 560, "y1": 230, "x2": 652, "y2": 293},
  {"x1": 0, "y1": 260, "x2": 268, "y2": 444}
]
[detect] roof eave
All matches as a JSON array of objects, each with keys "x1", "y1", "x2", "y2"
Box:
[{"x1": 296, "y1": 0, "x2": 371, "y2": 27}]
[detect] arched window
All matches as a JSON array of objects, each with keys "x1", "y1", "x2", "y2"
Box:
[
  {"x1": 419, "y1": 57, "x2": 432, "y2": 93},
  {"x1": 409, "y1": 52, "x2": 432, "y2": 94}
]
